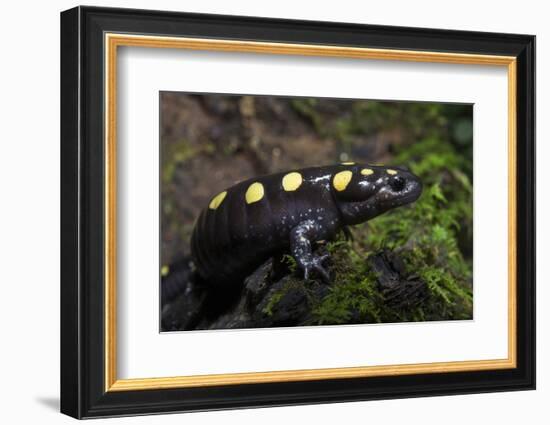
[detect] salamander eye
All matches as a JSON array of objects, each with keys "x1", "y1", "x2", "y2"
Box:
[{"x1": 389, "y1": 175, "x2": 406, "y2": 192}]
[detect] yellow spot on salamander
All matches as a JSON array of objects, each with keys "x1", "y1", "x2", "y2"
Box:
[
  {"x1": 333, "y1": 170, "x2": 353, "y2": 192},
  {"x1": 209, "y1": 191, "x2": 227, "y2": 210},
  {"x1": 386, "y1": 169, "x2": 398, "y2": 175},
  {"x1": 341, "y1": 162, "x2": 355, "y2": 165},
  {"x1": 245, "y1": 182, "x2": 265, "y2": 204},
  {"x1": 361, "y1": 168, "x2": 374, "y2": 176},
  {"x1": 161, "y1": 265, "x2": 169, "y2": 277},
  {"x1": 282, "y1": 172, "x2": 303, "y2": 191}
]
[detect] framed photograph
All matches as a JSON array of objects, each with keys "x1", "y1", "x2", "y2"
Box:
[{"x1": 60, "y1": 6, "x2": 535, "y2": 419}]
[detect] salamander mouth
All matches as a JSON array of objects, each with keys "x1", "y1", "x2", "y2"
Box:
[{"x1": 394, "y1": 186, "x2": 422, "y2": 205}]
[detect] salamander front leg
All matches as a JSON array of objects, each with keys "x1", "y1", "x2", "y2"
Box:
[{"x1": 290, "y1": 220, "x2": 331, "y2": 282}]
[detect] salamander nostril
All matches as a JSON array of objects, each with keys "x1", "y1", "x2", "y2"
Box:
[{"x1": 390, "y1": 176, "x2": 406, "y2": 192}]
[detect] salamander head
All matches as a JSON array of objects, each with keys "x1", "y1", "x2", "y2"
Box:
[{"x1": 332, "y1": 165, "x2": 422, "y2": 225}]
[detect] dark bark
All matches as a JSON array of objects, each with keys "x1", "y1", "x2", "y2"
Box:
[{"x1": 161, "y1": 248, "x2": 428, "y2": 331}]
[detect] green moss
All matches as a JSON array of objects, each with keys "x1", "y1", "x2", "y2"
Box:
[
  {"x1": 372, "y1": 135, "x2": 472, "y2": 318},
  {"x1": 311, "y1": 242, "x2": 382, "y2": 325},
  {"x1": 263, "y1": 290, "x2": 286, "y2": 317},
  {"x1": 281, "y1": 254, "x2": 298, "y2": 273}
]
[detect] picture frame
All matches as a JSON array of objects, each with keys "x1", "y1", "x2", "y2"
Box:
[{"x1": 60, "y1": 5, "x2": 535, "y2": 419}]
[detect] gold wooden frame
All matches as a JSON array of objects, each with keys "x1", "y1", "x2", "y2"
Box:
[{"x1": 104, "y1": 33, "x2": 517, "y2": 392}]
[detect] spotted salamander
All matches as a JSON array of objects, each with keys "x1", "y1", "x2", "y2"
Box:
[{"x1": 191, "y1": 163, "x2": 422, "y2": 287}]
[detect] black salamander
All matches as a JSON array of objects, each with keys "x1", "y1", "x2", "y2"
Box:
[{"x1": 191, "y1": 163, "x2": 422, "y2": 286}]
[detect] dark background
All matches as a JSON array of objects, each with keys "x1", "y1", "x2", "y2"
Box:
[{"x1": 160, "y1": 93, "x2": 474, "y2": 325}]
